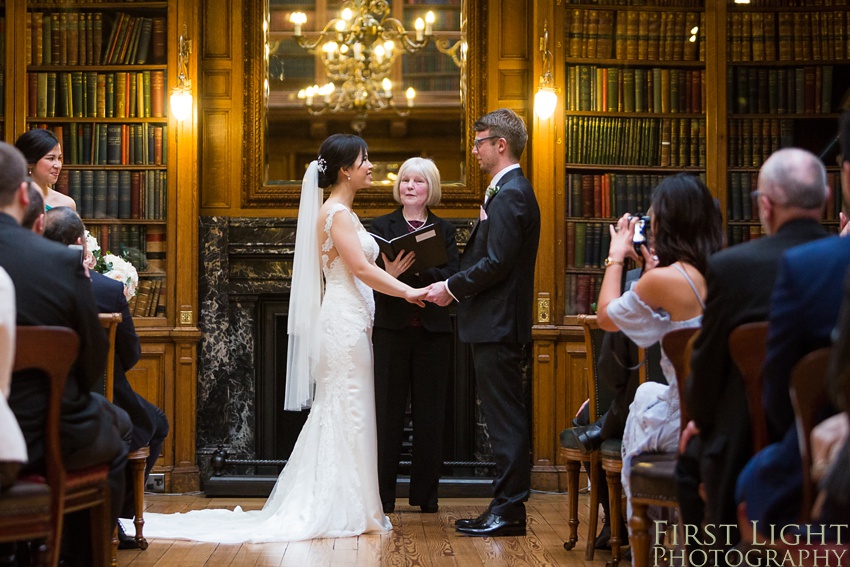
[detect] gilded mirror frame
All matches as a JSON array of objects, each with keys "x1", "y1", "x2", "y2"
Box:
[{"x1": 241, "y1": 0, "x2": 486, "y2": 208}]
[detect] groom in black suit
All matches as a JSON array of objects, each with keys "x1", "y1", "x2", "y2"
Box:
[{"x1": 426, "y1": 108, "x2": 540, "y2": 536}]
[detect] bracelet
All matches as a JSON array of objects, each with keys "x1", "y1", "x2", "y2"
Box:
[{"x1": 604, "y1": 257, "x2": 624, "y2": 267}]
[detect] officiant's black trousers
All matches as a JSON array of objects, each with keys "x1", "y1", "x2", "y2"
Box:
[{"x1": 472, "y1": 342, "x2": 530, "y2": 521}]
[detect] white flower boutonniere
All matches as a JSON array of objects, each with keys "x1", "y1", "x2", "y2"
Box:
[{"x1": 485, "y1": 185, "x2": 501, "y2": 199}]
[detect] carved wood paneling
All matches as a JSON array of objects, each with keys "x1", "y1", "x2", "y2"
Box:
[
  {"x1": 203, "y1": 70, "x2": 233, "y2": 99},
  {"x1": 498, "y1": 69, "x2": 530, "y2": 101},
  {"x1": 203, "y1": 0, "x2": 233, "y2": 58},
  {"x1": 202, "y1": 110, "x2": 233, "y2": 208}
]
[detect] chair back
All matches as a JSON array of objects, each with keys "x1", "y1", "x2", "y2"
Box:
[
  {"x1": 728, "y1": 321, "x2": 770, "y2": 452},
  {"x1": 97, "y1": 313, "x2": 122, "y2": 402},
  {"x1": 640, "y1": 342, "x2": 665, "y2": 386},
  {"x1": 661, "y1": 326, "x2": 700, "y2": 431},
  {"x1": 12, "y1": 327, "x2": 80, "y2": 530},
  {"x1": 578, "y1": 314, "x2": 611, "y2": 422},
  {"x1": 789, "y1": 347, "x2": 831, "y2": 523}
]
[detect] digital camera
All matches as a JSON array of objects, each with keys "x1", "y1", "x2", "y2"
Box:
[{"x1": 630, "y1": 214, "x2": 651, "y2": 255}]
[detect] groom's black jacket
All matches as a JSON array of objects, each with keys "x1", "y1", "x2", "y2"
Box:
[{"x1": 448, "y1": 168, "x2": 540, "y2": 343}]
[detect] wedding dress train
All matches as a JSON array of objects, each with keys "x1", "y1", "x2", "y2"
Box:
[{"x1": 122, "y1": 204, "x2": 391, "y2": 543}]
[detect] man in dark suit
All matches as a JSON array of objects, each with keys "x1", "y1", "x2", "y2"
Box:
[
  {"x1": 426, "y1": 108, "x2": 540, "y2": 536},
  {"x1": 736, "y1": 114, "x2": 850, "y2": 536},
  {"x1": 42, "y1": 206, "x2": 169, "y2": 546},
  {"x1": 681, "y1": 147, "x2": 831, "y2": 549},
  {"x1": 0, "y1": 142, "x2": 129, "y2": 566}
]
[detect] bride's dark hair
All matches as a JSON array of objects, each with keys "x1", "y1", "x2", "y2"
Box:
[{"x1": 317, "y1": 134, "x2": 368, "y2": 189}]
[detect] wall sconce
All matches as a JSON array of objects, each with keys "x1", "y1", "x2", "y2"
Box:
[
  {"x1": 170, "y1": 25, "x2": 193, "y2": 122},
  {"x1": 534, "y1": 19, "x2": 557, "y2": 120}
]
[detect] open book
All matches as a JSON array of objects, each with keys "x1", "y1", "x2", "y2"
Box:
[{"x1": 371, "y1": 223, "x2": 449, "y2": 272}]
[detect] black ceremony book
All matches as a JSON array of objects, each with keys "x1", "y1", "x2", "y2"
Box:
[{"x1": 371, "y1": 223, "x2": 448, "y2": 272}]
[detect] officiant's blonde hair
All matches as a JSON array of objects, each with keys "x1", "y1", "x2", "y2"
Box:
[{"x1": 392, "y1": 157, "x2": 442, "y2": 207}]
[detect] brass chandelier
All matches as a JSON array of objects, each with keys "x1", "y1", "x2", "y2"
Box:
[{"x1": 289, "y1": 0, "x2": 435, "y2": 131}]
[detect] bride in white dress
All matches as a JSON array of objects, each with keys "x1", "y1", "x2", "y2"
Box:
[{"x1": 126, "y1": 134, "x2": 428, "y2": 543}]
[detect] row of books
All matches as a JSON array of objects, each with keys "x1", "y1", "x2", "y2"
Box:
[
  {"x1": 565, "y1": 9, "x2": 704, "y2": 62},
  {"x1": 128, "y1": 277, "x2": 166, "y2": 318},
  {"x1": 27, "y1": 70, "x2": 167, "y2": 119},
  {"x1": 85, "y1": 223, "x2": 165, "y2": 274},
  {"x1": 565, "y1": 116, "x2": 706, "y2": 168},
  {"x1": 566, "y1": 66, "x2": 705, "y2": 114},
  {"x1": 727, "y1": 66, "x2": 835, "y2": 116},
  {"x1": 727, "y1": 11, "x2": 849, "y2": 63},
  {"x1": 726, "y1": 225, "x2": 765, "y2": 247},
  {"x1": 567, "y1": 173, "x2": 665, "y2": 218},
  {"x1": 727, "y1": 171, "x2": 843, "y2": 222},
  {"x1": 55, "y1": 169, "x2": 167, "y2": 221},
  {"x1": 567, "y1": 221, "x2": 613, "y2": 270},
  {"x1": 726, "y1": 118, "x2": 794, "y2": 169},
  {"x1": 25, "y1": 12, "x2": 165, "y2": 67},
  {"x1": 728, "y1": 0, "x2": 848, "y2": 6},
  {"x1": 566, "y1": 273, "x2": 602, "y2": 317},
  {"x1": 32, "y1": 122, "x2": 166, "y2": 166}
]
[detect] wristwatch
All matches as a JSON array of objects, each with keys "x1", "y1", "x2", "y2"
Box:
[{"x1": 604, "y1": 257, "x2": 624, "y2": 267}]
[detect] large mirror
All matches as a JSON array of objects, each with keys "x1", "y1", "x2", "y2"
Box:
[{"x1": 243, "y1": 0, "x2": 485, "y2": 208}]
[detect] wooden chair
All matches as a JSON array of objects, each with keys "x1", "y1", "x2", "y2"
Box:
[
  {"x1": 628, "y1": 326, "x2": 700, "y2": 567},
  {"x1": 729, "y1": 321, "x2": 770, "y2": 453},
  {"x1": 13, "y1": 326, "x2": 113, "y2": 567},
  {"x1": 595, "y1": 340, "x2": 662, "y2": 567},
  {"x1": 0, "y1": 478, "x2": 52, "y2": 566},
  {"x1": 559, "y1": 314, "x2": 606, "y2": 559},
  {"x1": 98, "y1": 313, "x2": 149, "y2": 553},
  {"x1": 789, "y1": 347, "x2": 832, "y2": 523}
]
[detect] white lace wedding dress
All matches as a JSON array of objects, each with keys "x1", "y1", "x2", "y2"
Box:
[{"x1": 122, "y1": 204, "x2": 392, "y2": 543}]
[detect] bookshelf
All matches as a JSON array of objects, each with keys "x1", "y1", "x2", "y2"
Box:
[
  {"x1": 724, "y1": 0, "x2": 849, "y2": 246},
  {"x1": 3, "y1": 0, "x2": 201, "y2": 491},
  {"x1": 561, "y1": 2, "x2": 707, "y2": 315},
  {"x1": 23, "y1": 2, "x2": 169, "y2": 319}
]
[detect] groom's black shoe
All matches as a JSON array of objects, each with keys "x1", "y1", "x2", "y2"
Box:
[
  {"x1": 455, "y1": 513, "x2": 526, "y2": 537},
  {"x1": 455, "y1": 511, "x2": 489, "y2": 529},
  {"x1": 563, "y1": 422, "x2": 604, "y2": 454}
]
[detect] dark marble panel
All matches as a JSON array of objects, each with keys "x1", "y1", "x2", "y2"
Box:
[{"x1": 197, "y1": 215, "x2": 489, "y2": 482}]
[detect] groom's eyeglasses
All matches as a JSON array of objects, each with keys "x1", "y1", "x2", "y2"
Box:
[{"x1": 472, "y1": 135, "x2": 500, "y2": 149}]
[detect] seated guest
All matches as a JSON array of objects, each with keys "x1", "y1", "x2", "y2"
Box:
[
  {"x1": 736, "y1": 113, "x2": 850, "y2": 539},
  {"x1": 681, "y1": 147, "x2": 830, "y2": 549},
  {"x1": 0, "y1": 141, "x2": 129, "y2": 567},
  {"x1": 14, "y1": 129, "x2": 76, "y2": 211},
  {"x1": 596, "y1": 174, "x2": 723, "y2": 526},
  {"x1": 43, "y1": 206, "x2": 169, "y2": 548},
  {"x1": 21, "y1": 179, "x2": 45, "y2": 234},
  {"x1": 0, "y1": 266, "x2": 27, "y2": 490}
]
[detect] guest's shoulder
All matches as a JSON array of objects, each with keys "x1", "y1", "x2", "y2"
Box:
[{"x1": 785, "y1": 235, "x2": 850, "y2": 266}]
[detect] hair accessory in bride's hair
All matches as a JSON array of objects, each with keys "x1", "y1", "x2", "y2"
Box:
[{"x1": 316, "y1": 156, "x2": 327, "y2": 173}]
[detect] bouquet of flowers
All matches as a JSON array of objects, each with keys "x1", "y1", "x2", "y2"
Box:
[{"x1": 85, "y1": 230, "x2": 139, "y2": 301}]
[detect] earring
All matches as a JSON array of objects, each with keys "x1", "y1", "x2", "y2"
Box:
[
  {"x1": 346, "y1": 174, "x2": 351, "y2": 180},
  {"x1": 28, "y1": 169, "x2": 32, "y2": 176}
]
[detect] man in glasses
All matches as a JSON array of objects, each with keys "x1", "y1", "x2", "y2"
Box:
[{"x1": 426, "y1": 108, "x2": 540, "y2": 537}]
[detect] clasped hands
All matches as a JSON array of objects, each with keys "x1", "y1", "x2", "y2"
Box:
[{"x1": 384, "y1": 251, "x2": 454, "y2": 307}]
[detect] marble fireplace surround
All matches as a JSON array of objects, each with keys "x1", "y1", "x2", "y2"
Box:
[{"x1": 196, "y1": 216, "x2": 505, "y2": 493}]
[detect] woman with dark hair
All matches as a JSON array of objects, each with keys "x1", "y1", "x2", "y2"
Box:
[
  {"x1": 14, "y1": 129, "x2": 76, "y2": 211},
  {"x1": 596, "y1": 173, "x2": 724, "y2": 525},
  {"x1": 127, "y1": 133, "x2": 427, "y2": 543},
  {"x1": 371, "y1": 157, "x2": 460, "y2": 514}
]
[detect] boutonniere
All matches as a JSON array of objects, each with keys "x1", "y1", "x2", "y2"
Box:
[{"x1": 486, "y1": 185, "x2": 501, "y2": 199}]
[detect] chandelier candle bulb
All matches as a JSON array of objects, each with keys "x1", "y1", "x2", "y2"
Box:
[
  {"x1": 382, "y1": 78, "x2": 392, "y2": 97},
  {"x1": 425, "y1": 12, "x2": 435, "y2": 36},
  {"x1": 290, "y1": 11, "x2": 307, "y2": 36},
  {"x1": 415, "y1": 18, "x2": 424, "y2": 41},
  {"x1": 406, "y1": 87, "x2": 415, "y2": 106}
]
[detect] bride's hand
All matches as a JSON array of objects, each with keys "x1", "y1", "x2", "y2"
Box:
[
  {"x1": 382, "y1": 250, "x2": 415, "y2": 278},
  {"x1": 405, "y1": 286, "x2": 428, "y2": 307}
]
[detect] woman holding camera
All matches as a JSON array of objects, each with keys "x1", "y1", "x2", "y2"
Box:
[{"x1": 596, "y1": 173, "x2": 724, "y2": 525}]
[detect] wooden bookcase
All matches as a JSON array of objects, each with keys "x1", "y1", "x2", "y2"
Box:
[
  {"x1": 2, "y1": 0, "x2": 201, "y2": 492},
  {"x1": 555, "y1": 0, "x2": 849, "y2": 318}
]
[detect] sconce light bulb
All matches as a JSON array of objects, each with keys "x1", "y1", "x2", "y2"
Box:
[
  {"x1": 341, "y1": 8, "x2": 353, "y2": 21},
  {"x1": 405, "y1": 87, "x2": 416, "y2": 107},
  {"x1": 170, "y1": 88, "x2": 193, "y2": 122},
  {"x1": 534, "y1": 86, "x2": 558, "y2": 120}
]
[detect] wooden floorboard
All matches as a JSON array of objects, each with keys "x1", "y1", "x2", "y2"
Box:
[{"x1": 119, "y1": 492, "x2": 619, "y2": 567}]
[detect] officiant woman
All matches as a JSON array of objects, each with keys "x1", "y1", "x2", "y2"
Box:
[{"x1": 372, "y1": 157, "x2": 459, "y2": 514}]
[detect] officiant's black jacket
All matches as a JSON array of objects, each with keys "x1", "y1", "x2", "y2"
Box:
[
  {"x1": 448, "y1": 168, "x2": 540, "y2": 344},
  {"x1": 372, "y1": 208, "x2": 459, "y2": 333}
]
